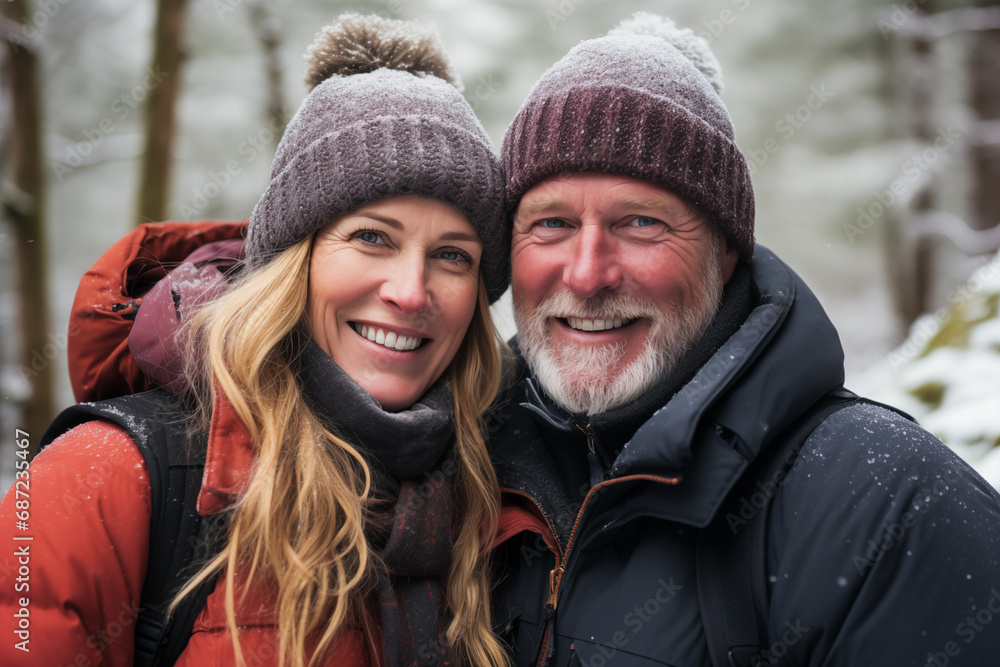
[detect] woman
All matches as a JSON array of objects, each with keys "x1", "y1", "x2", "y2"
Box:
[{"x1": 0, "y1": 14, "x2": 510, "y2": 667}]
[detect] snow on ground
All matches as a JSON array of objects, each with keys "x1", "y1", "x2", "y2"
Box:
[{"x1": 855, "y1": 251, "x2": 1000, "y2": 490}]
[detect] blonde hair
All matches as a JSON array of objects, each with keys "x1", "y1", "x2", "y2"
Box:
[{"x1": 173, "y1": 235, "x2": 510, "y2": 667}]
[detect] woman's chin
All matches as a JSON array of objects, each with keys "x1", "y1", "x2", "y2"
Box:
[{"x1": 364, "y1": 381, "x2": 428, "y2": 412}]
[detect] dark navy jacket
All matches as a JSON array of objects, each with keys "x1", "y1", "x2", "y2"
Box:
[{"x1": 490, "y1": 247, "x2": 1000, "y2": 667}]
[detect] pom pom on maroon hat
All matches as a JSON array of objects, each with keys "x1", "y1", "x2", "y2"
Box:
[
  {"x1": 502, "y1": 12, "x2": 754, "y2": 259},
  {"x1": 247, "y1": 13, "x2": 510, "y2": 302}
]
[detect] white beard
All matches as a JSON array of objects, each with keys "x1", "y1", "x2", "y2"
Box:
[{"x1": 514, "y1": 243, "x2": 725, "y2": 415}]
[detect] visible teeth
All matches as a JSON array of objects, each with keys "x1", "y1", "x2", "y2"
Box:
[
  {"x1": 355, "y1": 324, "x2": 422, "y2": 351},
  {"x1": 566, "y1": 317, "x2": 632, "y2": 332}
]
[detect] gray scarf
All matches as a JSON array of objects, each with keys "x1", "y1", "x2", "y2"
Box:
[{"x1": 295, "y1": 338, "x2": 456, "y2": 666}]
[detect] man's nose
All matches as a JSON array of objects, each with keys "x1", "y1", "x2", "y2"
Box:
[
  {"x1": 563, "y1": 225, "x2": 622, "y2": 298},
  {"x1": 379, "y1": 253, "x2": 430, "y2": 313}
]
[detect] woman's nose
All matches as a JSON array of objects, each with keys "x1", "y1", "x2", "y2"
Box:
[{"x1": 379, "y1": 254, "x2": 430, "y2": 313}]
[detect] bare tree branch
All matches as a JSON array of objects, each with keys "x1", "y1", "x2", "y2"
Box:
[
  {"x1": 911, "y1": 210, "x2": 1000, "y2": 256},
  {"x1": 0, "y1": 15, "x2": 35, "y2": 54},
  {"x1": 900, "y1": 7, "x2": 1000, "y2": 40}
]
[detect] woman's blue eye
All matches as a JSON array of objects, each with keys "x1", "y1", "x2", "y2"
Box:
[
  {"x1": 358, "y1": 230, "x2": 382, "y2": 244},
  {"x1": 439, "y1": 249, "x2": 472, "y2": 265}
]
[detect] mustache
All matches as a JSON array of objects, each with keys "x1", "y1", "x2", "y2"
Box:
[{"x1": 532, "y1": 291, "x2": 662, "y2": 322}]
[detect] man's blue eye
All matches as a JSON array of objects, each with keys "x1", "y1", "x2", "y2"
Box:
[
  {"x1": 632, "y1": 216, "x2": 658, "y2": 227},
  {"x1": 540, "y1": 218, "x2": 565, "y2": 228}
]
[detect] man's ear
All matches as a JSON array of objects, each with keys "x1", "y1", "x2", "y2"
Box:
[{"x1": 720, "y1": 234, "x2": 740, "y2": 284}]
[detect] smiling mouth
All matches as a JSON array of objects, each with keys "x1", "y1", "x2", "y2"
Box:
[
  {"x1": 561, "y1": 317, "x2": 639, "y2": 332},
  {"x1": 350, "y1": 323, "x2": 426, "y2": 351}
]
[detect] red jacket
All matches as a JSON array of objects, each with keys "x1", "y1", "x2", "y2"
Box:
[{"x1": 0, "y1": 391, "x2": 370, "y2": 666}]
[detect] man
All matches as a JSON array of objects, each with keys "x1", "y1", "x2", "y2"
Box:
[{"x1": 489, "y1": 12, "x2": 1000, "y2": 667}]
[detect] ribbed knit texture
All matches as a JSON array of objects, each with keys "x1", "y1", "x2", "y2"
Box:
[
  {"x1": 246, "y1": 17, "x2": 510, "y2": 302},
  {"x1": 502, "y1": 19, "x2": 755, "y2": 259}
]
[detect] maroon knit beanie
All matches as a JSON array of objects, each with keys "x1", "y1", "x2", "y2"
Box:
[
  {"x1": 503, "y1": 12, "x2": 755, "y2": 259},
  {"x1": 246, "y1": 14, "x2": 509, "y2": 302}
]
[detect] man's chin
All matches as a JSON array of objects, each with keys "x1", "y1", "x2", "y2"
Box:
[{"x1": 529, "y1": 343, "x2": 660, "y2": 415}]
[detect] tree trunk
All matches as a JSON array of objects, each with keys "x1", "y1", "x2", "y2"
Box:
[
  {"x1": 971, "y1": 23, "x2": 1000, "y2": 232},
  {"x1": 135, "y1": 0, "x2": 189, "y2": 225},
  {"x1": 249, "y1": 1, "x2": 286, "y2": 149},
  {"x1": 1, "y1": 0, "x2": 53, "y2": 452}
]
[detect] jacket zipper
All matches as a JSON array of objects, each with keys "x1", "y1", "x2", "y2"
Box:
[
  {"x1": 502, "y1": 473, "x2": 682, "y2": 667},
  {"x1": 500, "y1": 487, "x2": 563, "y2": 666},
  {"x1": 575, "y1": 423, "x2": 595, "y2": 454}
]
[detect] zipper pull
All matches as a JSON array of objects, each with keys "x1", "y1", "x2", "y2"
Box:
[{"x1": 547, "y1": 566, "x2": 564, "y2": 610}]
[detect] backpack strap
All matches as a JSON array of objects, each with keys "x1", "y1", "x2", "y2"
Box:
[
  {"x1": 39, "y1": 389, "x2": 225, "y2": 666},
  {"x1": 697, "y1": 389, "x2": 911, "y2": 667}
]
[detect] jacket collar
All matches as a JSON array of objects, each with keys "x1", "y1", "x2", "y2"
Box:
[
  {"x1": 496, "y1": 245, "x2": 847, "y2": 529},
  {"x1": 197, "y1": 386, "x2": 255, "y2": 516}
]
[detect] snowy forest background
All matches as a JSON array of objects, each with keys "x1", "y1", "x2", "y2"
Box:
[{"x1": 1, "y1": 0, "x2": 999, "y2": 493}]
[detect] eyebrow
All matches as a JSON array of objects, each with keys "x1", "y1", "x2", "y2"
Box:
[
  {"x1": 356, "y1": 213, "x2": 481, "y2": 244},
  {"x1": 439, "y1": 231, "x2": 482, "y2": 244},
  {"x1": 618, "y1": 196, "x2": 678, "y2": 211},
  {"x1": 356, "y1": 213, "x2": 403, "y2": 229},
  {"x1": 517, "y1": 196, "x2": 566, "y2": 216},
  {"x1": 517, "y1": 195, "x2": 695, "y2": 219}
]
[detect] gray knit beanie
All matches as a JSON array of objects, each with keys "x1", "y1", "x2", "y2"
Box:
[
  {"x1": 246, "y1": 14, "x2": 509, "y2": 302},
  {"x1": 503, "y1": 12, "x2": 755, "y2": 259}
]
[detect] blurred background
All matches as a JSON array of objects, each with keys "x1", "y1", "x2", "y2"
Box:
[{"x1": 2, "y1": 0, "x2": 999, "y2": 492}]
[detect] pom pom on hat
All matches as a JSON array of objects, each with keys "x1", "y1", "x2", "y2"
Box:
[
  {"x1": 608, "y1": 12, "x2": 723, "y2": 95},
  {"x1": 305, "y1": 13, "x2": 462, "y2": 91}
]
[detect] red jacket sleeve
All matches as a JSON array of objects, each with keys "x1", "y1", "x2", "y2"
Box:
[{"x1": 0, "y1": 421, "x2": 151, "y2": 666}]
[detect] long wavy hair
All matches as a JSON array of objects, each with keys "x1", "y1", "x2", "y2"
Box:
[{"x1": 172, "y1": 234, "x2": 511, "y2": 667}]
